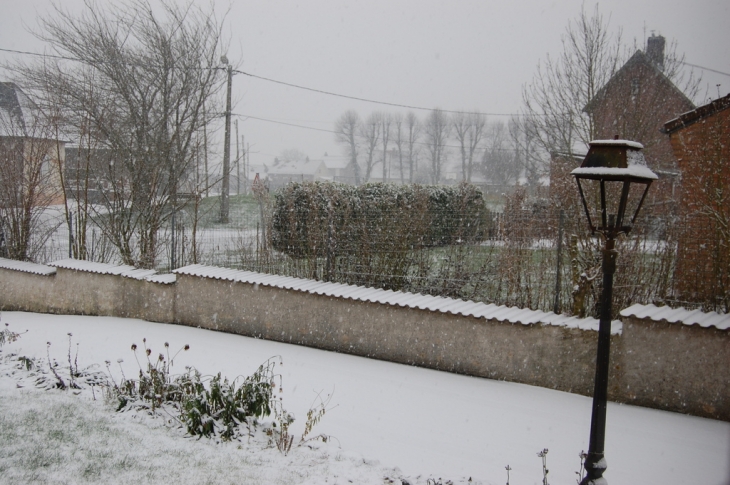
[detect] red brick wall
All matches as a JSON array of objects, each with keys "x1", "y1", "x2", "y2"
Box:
[{"x1": 668, "y1": 104, "x2": 730, "y2": 308}]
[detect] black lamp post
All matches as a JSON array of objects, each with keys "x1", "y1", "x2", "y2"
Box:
[{"x1": 572, "y1": 138, "x2": 657, "y2": 485}]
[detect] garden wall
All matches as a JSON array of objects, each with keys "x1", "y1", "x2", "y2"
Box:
[{"x1": 1, "y1": 257, "x2": 728, "y2": 421}]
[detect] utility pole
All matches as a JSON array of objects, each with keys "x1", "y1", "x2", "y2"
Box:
[
  {"x1": 220, "y1": 61, "x2": 232, "y2": 223},
  {"x1": 235, "y1": 119, "x2": 240, "y2": 195},
  {"x1": 203, "y1": 104, "x2": 209, "y2": 197}
]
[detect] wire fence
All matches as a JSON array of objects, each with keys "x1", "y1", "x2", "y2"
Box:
[{"x1": 16, "y1": 190, "x2": 729, "y2": 317}]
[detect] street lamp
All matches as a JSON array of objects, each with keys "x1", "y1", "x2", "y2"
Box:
[{"x1": 572, "y1": 137, "x2": 657, "y2": 485}]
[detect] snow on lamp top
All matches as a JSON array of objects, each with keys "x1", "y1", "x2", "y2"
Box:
[{"x1": 571, "y1": 139, "x2": 658, "y2": 181}]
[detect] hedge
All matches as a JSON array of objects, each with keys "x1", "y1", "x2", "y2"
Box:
[{"x1": 271, "y1": 181, "x2": 490, "y2": 259}]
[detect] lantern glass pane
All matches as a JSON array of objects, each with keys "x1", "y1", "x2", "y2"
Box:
[
  {"x1": 623, "y1": 180, "x2": 650, "y2": 227},
  {"x1": 578, "y1": 177, "x2": 650, "y2": 231},
  {"x1": 578, "y1": 179, "x2": 625, "y2": 229}
]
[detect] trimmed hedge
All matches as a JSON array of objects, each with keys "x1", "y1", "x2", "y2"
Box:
[{"x1": 271, "y1": 181, "x2": 490, "y2": 259}]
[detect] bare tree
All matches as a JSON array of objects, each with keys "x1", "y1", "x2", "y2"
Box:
[
  {"x1": 424, "y1": 109, "x2": 450, "y2": 184},
  {"x1": 334, "y1": 110, "x2": 361, "y2": 185},
  {"x1": 0, "y1": 83, "x2": 62, "y2": 261},
  {"x1": 13, "y1": 0, "x2": 228, "y2": 268},
  {"x1": 522, "y1": 5, "x2": 700, "y2": 162},
  {"x1": 521, "y1": 5, "x2": 623, "y2": 158},
  {"x1": 508, "y1": 116, "x2": 544, "y2": 187},
  {"x1": 405, "y1": 112, "x2": 421, "y2": 183},
  {"x1": 379, "y1": 112, "x2": 392, "y2": 182},
  {"x1": 452, "y1": 111, "x2": 486, "y2": 182},
  {"x1": 391, "y1": 113, "x2": 406, "y2": 183},
  {"x1": 359, "y1": 112, "x2": 381, "y2": 183},
  {"x1": 481, "y1": 121, "x2": 519, "y2": 186},
  {"x1": 279, "y1": 148, "x2": 308, "y2": 162}
]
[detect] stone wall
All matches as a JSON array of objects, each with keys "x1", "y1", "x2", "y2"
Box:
[{"x1": 1, "y1": 260, "x2": 727, "y2": 421}]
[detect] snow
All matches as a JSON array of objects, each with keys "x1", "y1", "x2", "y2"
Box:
[
  {"x1": 573, "y1": 140, "x2": 658, "y2": 180},
  {"x1": 0, "y1": 258, "x2": 56, "y2": 275},
  {"x1": 589, "y1": 139, "x2": 644, "y2": 149},
  {"x1": 50, "y1": 258, "x2": 135, "y2": 276},
  {"x1": 621, "y1": 303, "x2": 730, "y2": 331},
  {"x1": 146, "y1": 273, "x2": 177, "y2": 285},
  {"x1": 571, "y1": 165, "x2": 658, "y2": 180},
  {"x1": 2, "y1": 311, "x2": 729, "y2": 485}
]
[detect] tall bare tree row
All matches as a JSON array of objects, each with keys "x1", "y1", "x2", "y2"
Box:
[{"x1": 334, "y1": 108, "x2": 540, "y2": 186}]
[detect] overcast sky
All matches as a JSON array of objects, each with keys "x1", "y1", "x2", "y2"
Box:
[{"x1": 1, "y1": 0, "x2": 728, "y2": 170}]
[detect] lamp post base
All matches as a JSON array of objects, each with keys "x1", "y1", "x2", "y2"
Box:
[{"x1": 580, "y1": 452, "x2": 607, "y2": 484}]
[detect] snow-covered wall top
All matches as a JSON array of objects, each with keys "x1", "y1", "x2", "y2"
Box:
[
  {"x1": 173, "y1": 264, "x2": 622, "y2": 334},
  {"x1": 48, "y1": 259, "x2": 172, "y2": 283},
  {"x1": 146, "y1": 274, "x2": 177, "y2": 285},
  {"x1": 0, "y1": 258, "x2": 56, "y2": 276},
  {"x1": 51, "y1": 259, "x2": 135, "y2": 275},
  {"x1": 621, "y1": 304, "x2": 730, "y2": 331}
]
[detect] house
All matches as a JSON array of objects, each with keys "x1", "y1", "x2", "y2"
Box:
[
  {"x1": 63, "y1": 146, "x2": 114, "y2": 203},
  {"x1": 663, "y1": 93, "x2": 730, "y2": 307},
  {"x1": 0, "y1": 82, "x2": 66, "y2": 206},
  {"x1": 322, "y1": 156, "x2": 357, "y2": 184},
  {"x1": 583, "y1": 34, "x2": 696, "y2": 217},
  {"x1": 265, "y1": 158, "x2": 329, "y2": 191}
]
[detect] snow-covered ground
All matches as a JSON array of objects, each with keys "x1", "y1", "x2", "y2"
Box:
[{"x1": 1, "y1": 311, "x2": 728, "y2": 485}]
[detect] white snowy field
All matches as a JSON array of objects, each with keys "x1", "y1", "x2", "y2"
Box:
[{"x1": 1, "y1": 311, "x2": 728, "y2": 485}]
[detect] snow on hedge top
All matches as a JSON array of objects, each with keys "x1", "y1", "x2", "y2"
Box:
[
  {"x1": 0, "y1": 258, "x2": 56, "y2": 275},
  {"x1": 621, "y1": 304, "x2": 730, "y2": 331},
  {"x1": 174, "y1": 264, "x2": 621, "y2": 334}
]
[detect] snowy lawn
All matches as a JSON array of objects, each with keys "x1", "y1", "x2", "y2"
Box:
[{"x1": 1, "y1": 311, "x2": 728, "y2": 485}]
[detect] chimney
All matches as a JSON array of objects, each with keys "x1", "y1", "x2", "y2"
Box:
[{"x1": 646, "y1": 34, "x2": 665, "y2": 71}]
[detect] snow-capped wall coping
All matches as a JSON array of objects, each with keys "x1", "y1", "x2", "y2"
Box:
[
  {"x1": 621, "y1": 304, "x2": 730, "y2": 331},
  {"x1": 120, "y1": 268, "x2": 158, "y2": 280},
  {"x1": 49, "y1": 258, "x2": 173, "y2": 283},
  {"x1": 0, "y1": 258, "x2": 56, "y2": 276},
  {"x1": 146, "y1": 273, "x2": 177, "y2": 285},
  {"x1": 50, "y1": 259, "x2": 135, "y2": 275},
  {"x1": 174, "y1": 264, "x2": 622, "y2": 334}
]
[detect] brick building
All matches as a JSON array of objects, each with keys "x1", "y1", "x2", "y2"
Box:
[{"x1": 663, "y1": 94, "x2": 730, "y2": 310}]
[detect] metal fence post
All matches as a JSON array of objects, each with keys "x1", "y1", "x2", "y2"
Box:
[
  {"x1": 68, "y1": 211, "x2": 74, "y2": 259},
  {"x1": 553, "y1": 209, "x2": 565, "y2": 314}
]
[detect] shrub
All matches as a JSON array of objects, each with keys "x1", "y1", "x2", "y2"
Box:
[
  {"x1": 271, "y1": 181, "x2": 490, "y2": 259},
  {"x1": 270, "y1": 182, "x2": 492, "y2": 291},
  {"x1": 108, "y1": 340, "x2": 282, "y2": 441}
]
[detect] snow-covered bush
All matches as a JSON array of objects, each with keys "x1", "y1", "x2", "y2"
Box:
[
  {"x1": 0, "y1": 321, "x2": 24, "y2": 348},
  {"x1": 270, "y1": 181, "x2": 490, "y2": 291},
  {"x1": 108, "y1": 340, "x2": 281, "y2": 441},
  {"x1": 272, "y1": 181, "x2": 489, "y2": 257}
]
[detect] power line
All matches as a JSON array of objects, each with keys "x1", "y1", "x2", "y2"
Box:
[
  {"x1": 234, "y1": 113, "x2": 335, "y2": 134},
  {"x1": 0, "y1": 47, "x2": 80, "y2": 62},
  {"x1": 680, "y1": 61, "x2": 730, "y2": 78},
  {"x1": 236, "y1": 112, "x2": 517, "y2": 152},
  {"x1": 235, "y1": 69, "x2": 522, "y2": 117},
  {"x1": 1, "y1": 46, "x2": 524, "y2": 116}
]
